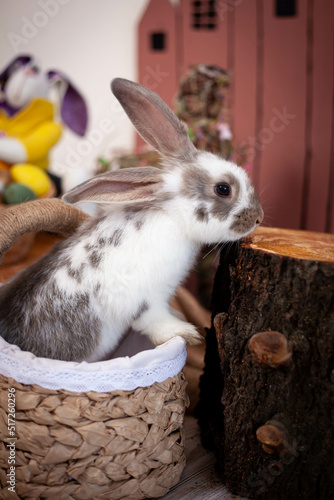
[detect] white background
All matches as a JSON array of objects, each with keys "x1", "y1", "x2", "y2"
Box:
[{"x1": 0, "y1": 0, "x2": 151, "y2": 184}]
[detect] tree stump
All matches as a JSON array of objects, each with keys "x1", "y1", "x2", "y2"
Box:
[{"x1": 197, "y1": 227, "x2": 334, "y2": 500}]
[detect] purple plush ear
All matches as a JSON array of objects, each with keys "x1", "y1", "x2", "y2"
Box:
[
  {"x1": 47, "y1": 70, "x2": 88, "y2": 136},
  {"x1": 0, "y1": 55, "x2": 32, "y2": 90}
]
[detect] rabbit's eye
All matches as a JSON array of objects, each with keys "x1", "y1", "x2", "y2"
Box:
[{"x1": 215, "y1": 183, "x2": 231, "y2": 197}]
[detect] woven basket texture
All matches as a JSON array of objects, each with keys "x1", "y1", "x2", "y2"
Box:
[{"x1": 0, "y1": 372, "x2": 189, "y2": 500}]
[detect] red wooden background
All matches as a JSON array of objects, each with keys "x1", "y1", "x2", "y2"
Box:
[{"x1": 138, "y1": 0, "x2": 334, "y2": 233}]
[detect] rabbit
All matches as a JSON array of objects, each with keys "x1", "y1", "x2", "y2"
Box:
[{"x1": 0, "y1": 77, "x2": 263, "y2": 362}]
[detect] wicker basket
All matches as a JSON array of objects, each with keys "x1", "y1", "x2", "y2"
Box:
[{"x1": 0, "y1": 336, "x2": 189, "y2": 500}]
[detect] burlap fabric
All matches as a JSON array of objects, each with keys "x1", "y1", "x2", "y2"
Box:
[{"x1": 0, "y1": 372, "x2": 189, "y2": 499}]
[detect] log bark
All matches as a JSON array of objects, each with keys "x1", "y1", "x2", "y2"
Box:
[{"x1": 197, "y1": 227, "x2": 334, "y2": 500}]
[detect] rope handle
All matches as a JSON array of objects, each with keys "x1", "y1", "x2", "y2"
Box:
[{"x1": 0, "y1": 198, "x2": 89, "y2": 262}]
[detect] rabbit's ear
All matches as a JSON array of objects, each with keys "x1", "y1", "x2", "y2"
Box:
[
  {"x1": 63, "y1": 167, "x2": 164, "y2": 205},
  {"x1": 111, "y1": 78, "x2": 196, "y2": 159}
]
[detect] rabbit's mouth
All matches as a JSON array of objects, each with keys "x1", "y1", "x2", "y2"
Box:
[{"x1": 230, "y1": 205, "x2": 264, "y2": 236}]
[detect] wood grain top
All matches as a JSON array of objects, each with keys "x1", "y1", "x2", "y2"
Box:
[{"x1": 245, "y1": 227, "x2": 334, "y2": 263}]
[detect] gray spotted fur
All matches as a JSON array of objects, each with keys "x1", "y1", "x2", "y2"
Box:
[{"x1": 0, "y1": 238, "x2": 101, "y2": 361}]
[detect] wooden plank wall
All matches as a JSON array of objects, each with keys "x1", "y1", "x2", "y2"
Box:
[
  {"x1": 138, "y1": 0, "x2": 334, "y2": 232},
  {"x1": 180, "y1": 0, "x2": 228, "y2": 71},
  {"x1": 308, "y1": 0, "x2": 334, "y2": 233},
  {"x1": 137, "y1": 0, "x2": 178, "y2": 149},
  {"x1": 251, "y1": 0, "x2": 307, "y2": 230}
]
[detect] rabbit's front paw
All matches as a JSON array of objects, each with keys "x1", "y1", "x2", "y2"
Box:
[
  {"x1": 175, "y1": 323, "x2": 203, "y2": 345},
  {"x1": 147, "y1": 320, "x2": 203, "y2": 346}
]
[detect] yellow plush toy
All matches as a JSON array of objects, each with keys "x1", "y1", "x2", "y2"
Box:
[
  {"x1": 0, "y1": 98, "x2": 61, "y2": 169},
  {"x1": 0, "y1": 55, "x2": 88, "y2": 199}
]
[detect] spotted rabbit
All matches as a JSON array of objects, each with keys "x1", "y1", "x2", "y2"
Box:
[{"x1": 0, "y1": 78, "x2": 263, "y2": 361}]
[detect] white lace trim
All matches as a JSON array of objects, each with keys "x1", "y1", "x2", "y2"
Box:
[{"x1": 0, "y1": 336, "x2": 187, "y2": 392}]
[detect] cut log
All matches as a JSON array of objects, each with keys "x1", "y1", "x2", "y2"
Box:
[{"x1": 197, "y1": 227, "x2": 334, "y2": 500}]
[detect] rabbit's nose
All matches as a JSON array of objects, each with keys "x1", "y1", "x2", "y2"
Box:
[{"x1": 255, "y1": 208, "x2": 264, "y2": 226}]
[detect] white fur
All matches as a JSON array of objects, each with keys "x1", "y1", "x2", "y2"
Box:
[
  {"x1": 56, "y1": 78, "x2": 263, "y2": 360},
  {"x1": 53, "y1": 209, "x2": 201, "y2": 360},
  {"x1": 56, "y1": 150, "x2": 260, "y2": 360},
  {"x1": 198, "y1": 152, "x2": 255, "y2": 212},
  {"x1": 163, "y1": 153, "x2": 260, "y2": 244}
]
